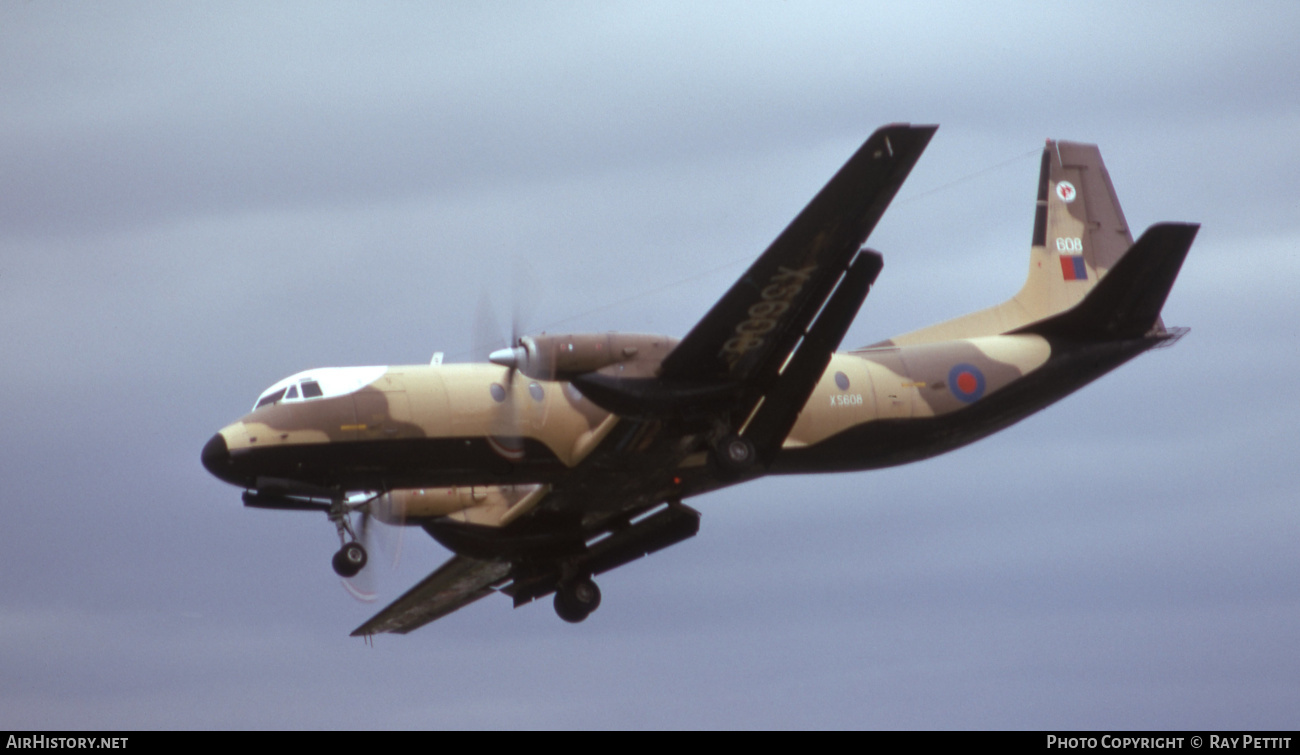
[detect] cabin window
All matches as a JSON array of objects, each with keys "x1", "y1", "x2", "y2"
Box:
[
  {"x1": 835, "y1": 371, "x2": 850, "y2": 391},
  {"x1": 490, "y1": 383, "x2": 507, "y2": 403},
  {"x1": 300, "y1": 380, "x2": 323, "y2": 398},
  {"x1": 528, "y1": 382, "x2": 545, "y2": 402}
]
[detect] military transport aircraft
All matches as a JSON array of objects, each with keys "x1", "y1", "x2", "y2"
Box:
[{"x1": 201, "y1": 124, "x2": 1198, "y2": 636}]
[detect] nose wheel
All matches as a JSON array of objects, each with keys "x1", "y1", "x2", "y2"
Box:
[
  {"x1": 554, "y1": 576, "x2": 602, "y2": 623},
  {"x1": 327, "y1": 494, "x2": 374, "y2": 578},
  {"x1": 332, "y1": 541, "x2": 368, "y2": 578}
]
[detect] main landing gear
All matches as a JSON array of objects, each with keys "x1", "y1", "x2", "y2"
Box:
[
  {"x1": 712, "y1": 433, "x2": 757, "y2": 476},
  {"x1": 553, "y1": 576, "x2": 602, "y2": 623}
]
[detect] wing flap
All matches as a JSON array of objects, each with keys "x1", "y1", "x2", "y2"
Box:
[
  {"x1": 742, "y1": 249, "x2": 883, "y2": 463},
  {"x1": 351, "y1": 555, "x2": 512, "y2": 636}
]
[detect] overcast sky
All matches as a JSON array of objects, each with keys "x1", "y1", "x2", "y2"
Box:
[{"x1": 3, "y1": 2, "x2": 1298, "y2": 730}]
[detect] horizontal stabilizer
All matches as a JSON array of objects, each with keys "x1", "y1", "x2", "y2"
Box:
[{"x1": 1013, "y1": 222, "x2": 1199, "y2": 342}]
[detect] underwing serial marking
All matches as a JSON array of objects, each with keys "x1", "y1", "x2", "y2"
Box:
[{"x1": 720, "y1": 264, "x2": 817, "y2": 366}]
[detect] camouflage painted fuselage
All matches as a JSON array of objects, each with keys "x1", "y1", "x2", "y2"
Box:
[{"x1": 206, "y1": 330, "x2": 1150, "y2": 500}]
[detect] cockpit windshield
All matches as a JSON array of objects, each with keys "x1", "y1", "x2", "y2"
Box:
[{"x1": 250, "y1": 366, "x2": 386, "y2": 411}]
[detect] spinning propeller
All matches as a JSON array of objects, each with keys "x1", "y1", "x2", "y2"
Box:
[
  {"x1": 475, "y1": 280, "x2": 542, "y2": 459},
  {"x1": 335, "y1": 492, "x2": 406, "y2": 603}
]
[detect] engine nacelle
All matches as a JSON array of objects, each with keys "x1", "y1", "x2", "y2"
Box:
[
  {"x1": 498, "y1": 332, "x2": 678, "y2": 381},
  {"x1": 373, "y1": 485, "x2": 542, "y2": 526}
]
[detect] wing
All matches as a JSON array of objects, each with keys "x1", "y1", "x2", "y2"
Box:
[
  {"x1": 354, "y1": 486, "x2": 702, "y2": 635},
  {"x1": 573, "y1": 124, "x2": 934, "y2": 452},
  {"x1": 350, "y1": 554, "x2": 511, "y2": 636},
  {"x1": 658, "y1": 123, "x2": 935, "y2": 385}
]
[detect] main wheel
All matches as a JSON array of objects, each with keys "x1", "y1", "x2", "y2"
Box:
[
  {"x1": 713, "y1": 434, "x2": 756, "y2": 475},
  {"x1": 331, "y1": 542, "x2": 368, "y2": 578},
  {"x1": 554, "y1": 577, "x2": 602, "y2": 623}
]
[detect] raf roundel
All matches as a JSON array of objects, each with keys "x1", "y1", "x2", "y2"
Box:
[
  {"x1": 1056, "y1": 180, "x2": 1077, "y2": 203},
  {"x1": 948, "y1": 363, "x2": 986, "y2": 403}
]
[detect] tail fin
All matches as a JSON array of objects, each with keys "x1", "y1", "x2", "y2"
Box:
[
  {"x1": 1019, "y1": 140, "x2": 1137, "y2": 321},
  {"x1": 886, "y1": 139, "x2": 1137, "y2": 346}
]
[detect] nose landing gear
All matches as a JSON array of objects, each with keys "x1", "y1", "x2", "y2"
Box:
[
  {"x1": 328, "y1": 495, "x2": 373, "y2": 578},
  {"x1": 332, "y1": 541, "x2": 368, "y2": 577},
  {"x1": 553, "y1": 576, "x2": 602, "y2": 623}
]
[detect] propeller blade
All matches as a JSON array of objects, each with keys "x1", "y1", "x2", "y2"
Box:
[
  {"x1": 475, "y1": 262, "x2": 547, "y2": 457},
  {"x1": 338, "y1": 493, "x2": 404, "y2": 604},
  {"x1": 474, "y1": 292, "x2": 507, "y2": 363}
]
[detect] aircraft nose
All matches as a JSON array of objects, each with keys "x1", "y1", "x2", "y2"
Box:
[{"x1": 201, "y1": 432, "x2": 231, "y2": 478}]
